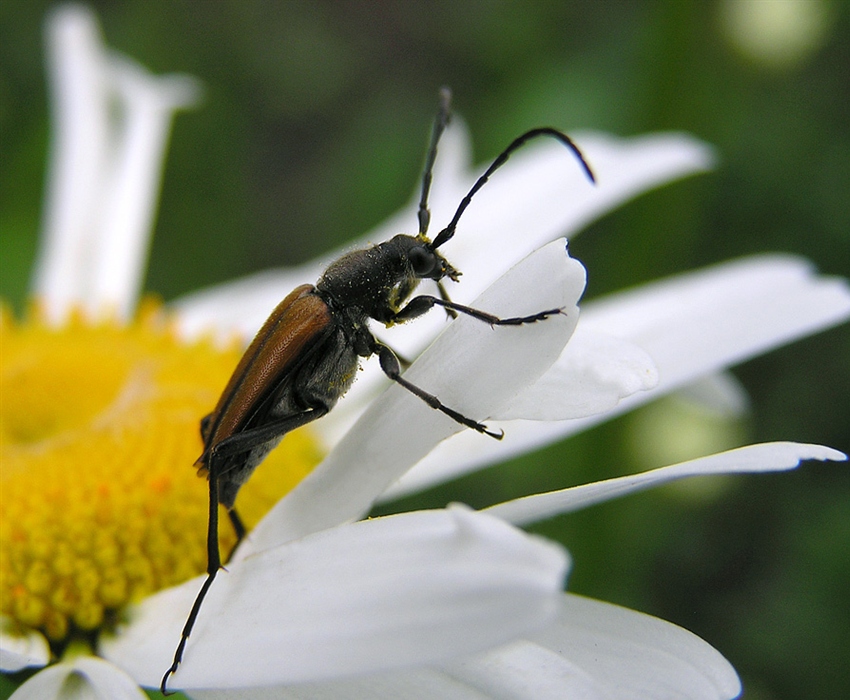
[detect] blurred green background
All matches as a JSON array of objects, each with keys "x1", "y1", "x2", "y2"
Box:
[{"x1": 1, "y1": 1, "x2": 848, "y2": 699}]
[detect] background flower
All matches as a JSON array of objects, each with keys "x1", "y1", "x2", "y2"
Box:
[{"x1": 2, "y1": 2, "x2": 848, "y2": 698}]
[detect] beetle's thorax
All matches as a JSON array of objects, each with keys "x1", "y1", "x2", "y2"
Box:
[{"x1": 317, "y1": 234, "x2": 453, "y2": 324}]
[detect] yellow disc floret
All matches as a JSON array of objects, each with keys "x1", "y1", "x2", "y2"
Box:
[{"x1": 0, "y1": 301, "x2": 321, "y2": 648}]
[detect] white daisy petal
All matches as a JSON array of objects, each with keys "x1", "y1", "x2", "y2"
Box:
[
  {"x1": 241, "y1": 240, "x2": 583, "y2": 552},
  {"x1": 0, "y1": 619, "x2": 50, "y2": 672},
  {"x1": 525, "y1": 593, "x2": 742, "y2": 700},
  {"x1": 216, "y1": 648, "x2": 600, "y2": 700},
  {"x1": 673, "y1": 371, "x2": 751, "y2": 417},
  {"x1": 33, "y1": 5, "x2": 111, "y2": 322},
  {"x1": 495, "y1": 330, "x2": 659, "y2": 421},
  {"x1": 485, "y1": 442, "x2": 847, "y2": 526},
  {"x1": 31, "y1": 5, "x2": 197, "y2": 324},
  {"x1": 101, "y1": 507, "x2": 567, "y2": 690},
  {"x1": 186, "y1": 593, "x2": 741, "y2": 700},
  {"x1": 580, "y1": 254, "x2": 850, "y2": 374},
  {"x1": 386, "y1": 254, "x2": 850, "y2": 497},
  {"x1": 564, "y1": 131, "x2": 716, "y2": 236},
  {"x1": 9, "y1": 656, "x2": 147, "y2": 700},
  {"x1": 440, "y1": 640, "x2": 603, "y2": 700},
  {"x1": 89, "y1": 54, "x2": 199, "y2": 320},
  {"x1": 186, "y1": 668, "x2": 497, "y2": 700}
]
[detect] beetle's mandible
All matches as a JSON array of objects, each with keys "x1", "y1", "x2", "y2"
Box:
[{"x1": 161, "y1": 88, "x2": 595, "y2": 694}]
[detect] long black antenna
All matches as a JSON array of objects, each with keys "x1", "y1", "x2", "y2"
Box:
[
  {"x1": 431, "y1": 127, "x2": 596, "y2": 250},
  {"x1": 417, "y1": 87, "x2": 452, "y2": 237}
]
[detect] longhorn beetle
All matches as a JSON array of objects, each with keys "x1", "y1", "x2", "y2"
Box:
[{"x1": 161, "y1": 88, "x2": 595, "y2": 694}]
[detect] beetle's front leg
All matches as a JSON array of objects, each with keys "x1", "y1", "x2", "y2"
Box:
[
  {"x1": 393, "y1": 294, "x2": 563, "y2": 326},
  {"x1": 436, "y1": 281, "x2": 458, "y2": 319}
]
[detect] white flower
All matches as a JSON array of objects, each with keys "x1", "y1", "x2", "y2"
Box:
[{"x1": 2, "y1": 5, "x2": 848, "y2": 700}]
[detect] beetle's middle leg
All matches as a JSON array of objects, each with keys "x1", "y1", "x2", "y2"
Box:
[
  {"x1": 374, "y1": 342, "x2": 503, "y2": 439},
  {"x1": 225, "y1": 508, "x2": 246, "y2": 562}
]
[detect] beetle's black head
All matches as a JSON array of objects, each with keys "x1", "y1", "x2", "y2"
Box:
[
  {"x1": 407, "y1": 233, "x2": 460, "y2": 282},
  {"x1": 316, "y1": 232, "x2": 461, "y2": 324}
]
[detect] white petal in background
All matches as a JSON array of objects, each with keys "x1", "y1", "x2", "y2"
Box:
[
  {"x1": 9, "y1": 656, "x2": 147, "y2": 700},
  {"x1": 387, "y1": 254, "x2": 850, "y2": 497},
  {"x1": 485, "y1": 442, "x2": 847, "y2": 526},
  {"x1": 411, "y1": 130, "x2": 715, "y2": 316},
  {"x1": 100, "y1": 508, "x2": 567, "y2": 691},
  {"x1": 497, "y1": 330, "x2": 659, "y2": 421},
  {"x1": 33, "y1": 5, "x2": 111, "y2": 322},
  {"x1": 579, "y1": 254, "x2": 850, "y2": 368},
  {"x1": 32, "y1": 5, "x2": 198, "y2": 323},
  {"x1": 89, "y1": 55, "x2": 200, "y2": 319},
  {"x1": 242, "y1": 240, "x2": 583, "y2": 552},
  {"x1": 674, "y1": 371, "x2": 751, "y2": 417}
]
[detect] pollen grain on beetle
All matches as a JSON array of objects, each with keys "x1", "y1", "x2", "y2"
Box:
[{"x1": 0, "y1": 301, "x2": 320, "y2": 648}]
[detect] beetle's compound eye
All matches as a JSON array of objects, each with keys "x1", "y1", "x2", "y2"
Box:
[{"x1": 408, "y1": 244, "x2": 438, "y2": 277}]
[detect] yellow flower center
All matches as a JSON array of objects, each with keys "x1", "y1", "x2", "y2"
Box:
[{"x1": 0, "y1": 302, "x2": 322, "y2": 649}]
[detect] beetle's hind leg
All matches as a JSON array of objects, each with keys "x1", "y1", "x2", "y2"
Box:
[
  {"x1": 374, "y1": 341, "x2": 503, "y2": 439},
  {"x1": 161, "y1": 467, "x2": 224, "y2": 695},
  {"x1": 161, "y1": 411, "x2": 326, "y2": 694}
]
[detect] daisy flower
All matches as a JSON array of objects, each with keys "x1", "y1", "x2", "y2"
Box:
[{"x1": 2, "y1": 5, "x2": 848, "y2": 700}]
